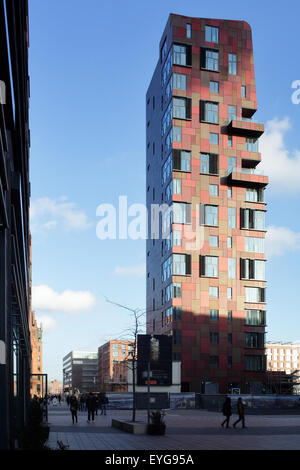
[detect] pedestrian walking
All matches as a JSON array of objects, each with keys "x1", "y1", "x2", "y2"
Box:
[
  {"x1": 58, "y1": 394, "x2": 61, "y2": 405},
  {"x1": 86, "y1": 392, "x2": 97, "y2": 422},
  {"x1": 233, "y1": 398, "x2": 246, "y2": 429},
  {"x1": 221, "y1": 397, "x2": 232, "y2": 428},
  {"x1": 95, "y1": 394, "x2": 99, "y2": 416},
  {"x1": 66, "y1": 395, "x2": 70, "y2": 407},
  {"x1": 101, "y1": 393, "x2": 108, "y2": 415},
  {"x1": 70, "y1": 395, "x2": 78, "y2": 424}
]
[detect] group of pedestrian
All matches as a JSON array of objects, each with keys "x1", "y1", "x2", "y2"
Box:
[
  {"x1": 221, "y1": 397, "x2": 246, "y2": 429},
  {"x1": 66, "y1": 392, "x2": 109, "y2": 424}
]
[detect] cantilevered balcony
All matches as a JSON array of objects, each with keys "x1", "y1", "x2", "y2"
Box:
[
  {"x1": 228, "y1": 119, "x2": 264, "y2": 138},
  {"x1": 227, "y1": 168, "x2": 269, "y2": 188}
]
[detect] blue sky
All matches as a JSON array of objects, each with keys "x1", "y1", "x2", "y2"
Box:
[{"x1": 29, "y1": 0, "x2": 300, "y2": 382}]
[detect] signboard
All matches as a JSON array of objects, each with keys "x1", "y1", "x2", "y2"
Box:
[{"x1": 137, "y1": 334, "x2": 172, "y2": 386}]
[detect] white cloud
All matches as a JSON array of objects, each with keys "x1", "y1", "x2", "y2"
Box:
[
  {"x1": 30, "y1": 197, "x2": 92, "y2": 232},
  {"x1": 259, "y1": 117, "x2": 300, "y2": 192},
  {"x1": 265, "y1": 225, "x2": 300, "y2": 257},
  {"x1": 114, "y1": 263, "x2": 146, "y2": 278},
  {"x1": 36, "y1": 315, "x2": 57, "y2": 332},
  {"x1": 32, "y1": 285, "x2": 96, "y2": 313}
]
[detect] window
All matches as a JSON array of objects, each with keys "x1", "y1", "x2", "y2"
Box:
[
  {"x1": 246, "y1": 332, "x2": 264, "y2": 349},
  {"x1": 241, "y1": 209, "x2": 265, "y2": 230},
  {"x1": 209, "y1": 235, "x2": 218, "y2": 247},
  {"x1": 173, "y1": 44, "x2": 186, "y2": 65},
  {"x1": 162, "y1": 256, "x2": 172, "y2": 282},
  {"x1": 205, "y1": 26, "x2": 219, "y2": 43},
  {"x1": 173, "y1": 126, "x2": 182, "y2": 142},
  {"x1": 173, "y1": 283, "x2": 182, "y2": 298},
  {"x1": 246, "y1": 138, "x2": 258, "y2": 152},
  {"x1": 112, "y1": 344, "x2": 119, "y2": 357},
  {"x1": 241, "y1": 85, "x2": 246, "y2": 98},
  {"x1": 200, "y1": 153, "x2": 218, "y2": 175},
  {"x1": 209, "y1": 286, "x2": 219, "y2": 298},
  {"x1": 227, "y1": 287, "x2": 232, "y2": 299},
  {"x1": 173, "y1": 73, "x2": 186, "y2": 91},
  {"x1": 210, "y1": 81, "x2": 219, "y2": 93},
  {"x1": 173, "y1": 98, "x2": 186, "y2": 119},
  {"x1": 228, "y1": 187, "x2": 232, "y2": 198},
  {"x1": 173, "y1": 329, "x2": 182, "y2": 345},
  {"x1": 173, "y1": 178, "x2": 182, "y2": 195},
  {"x1": 241, "y1": 259, "x2": 265, "y2": 281},
  {"x1": 172, "y1": 230, "x2": 182, "y2": 246},
  {"x1": 210, "y1": 356, "x2": 219, "y2": 368},
  {"x1": 228, "y1": 258, "x2": 236, "y2": 279},
  {"x1": 209, "y1": 184, "x2": 219, "y2": 196},
  {"x1": 228, "y1": 333, "x2": 232, "y2": 345},
  {"x1": 173, "y1": 254, "x2": 191, "y2": 275},
  {"x1": 228, "y1": 156, "x2": 236, "y2": 174},
  {"x1": 245, "y1": 310, "x2": 265, "y2": 326},
  {"x1": 228, "y1": 53, "x2": 237, "y2": 75},
  {"x1": 210, "y1": 332, "x2": 219, "y2": 344},
  {"x1": 202, "y1": 102, "x2": 219, "y2": 124},
  {"x1": 210, "y1": 133, "x2": 219, "y2": 145},
  {"x1": 210, "y1": 309, "x2": 219, "y2": 321},
  {"x1": 227, "y1": 237, "x2": 232, "y2": 248},
  {"x1": 245, "y1": 287, "x2": 265, "y2": 303},
  {"x1": 162, "y1": 153, "x2": 172, "y2": 185},
  {"x1": 228, "y1": 208, "x2": 236, "y2": 228},
  {"x1": 245, "y1": 355, "x2": 265, "y2": 371},
  {"x1": 228, "y1": 105, "x2": 237, "y2": 122},
  {"x1": 202, "y1": 205, "x2": 218, "y2": 226},
  {"x1": 200, "y1": 255, "x2": 218, "y2": 277},
  {"x1": 246, "y1": 188, "x2": 264, "y2": 202},
  {"x1": 228, "y1": 310, "x2": 232, "y2": 322},
  {"x1": 186, "y1": 23, "x2": 191, "y2": 38},
  {"x1": 228, "y1": 135, "x2": 232, "y2": 147},
  {"x1": 228, "y1": 356, "x2": 232, "y2": 369},
  {"x1": 173, "y1": 202, "x2": 191, "y2": 224},
  {"x1": 173, "y1": 150, "x2": 191, "y2": 172},
  {"x1": 173, "y1": 306, "x2": 182, "y2": 321}
]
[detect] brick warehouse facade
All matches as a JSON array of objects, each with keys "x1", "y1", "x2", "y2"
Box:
[{"x1": 146, "y1": 14, "x2": 268, "y2": 394}]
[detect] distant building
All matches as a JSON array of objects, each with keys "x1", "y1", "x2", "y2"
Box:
[
  {"x1": 30, "y1": 312, "x2": 43, "y2": 397},
  {"x1": 63, "y1": 351, "x2": 98, "y2": 394},
  {"x1": 266, "y1": 342, "x2": 300, "y2": 393},
  {"x1": 49, "y1": 380, "x2": 63, "y2": 395},
  {"x1": 98, "y1": 340, "x2": 134, "y2": 392}
]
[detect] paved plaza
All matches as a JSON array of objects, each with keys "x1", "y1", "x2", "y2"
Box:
[{"x1": 45, "y1": 403, "x2": 300, "y2": 450}]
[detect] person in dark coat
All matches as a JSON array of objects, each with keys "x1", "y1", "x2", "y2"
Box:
[
  {"x1": 69, "y1": 395, "x2": 78, "y2": 424},
  {"x1": 86, "y1": 393, "x2": 97, "y2": 422},
  {"x1": 66, "y1": 395, "x2": 70, "y2": 407},
  {"x1": 233, "y1": 398, "x2": 246, "y2": 428},
  {"x1": 221, "y1": 397, "x2": 232, "y2": 428}
]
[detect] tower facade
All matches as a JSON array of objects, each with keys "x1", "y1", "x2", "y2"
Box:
[{"x1": 146, "y1": 14, "x2": 268, "y2": 394}]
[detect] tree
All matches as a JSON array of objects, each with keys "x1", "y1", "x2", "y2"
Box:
[{"x1": 105, "y1": 298, "x2": 146, "y2": 422}]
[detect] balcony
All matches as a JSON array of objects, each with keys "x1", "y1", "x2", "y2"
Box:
[
  {"x1": 228, "y1": 119, "x2": 264, "y2": 138},
  {"x1": 227, "y1": 168, "x2": 269, "y2": 188}
]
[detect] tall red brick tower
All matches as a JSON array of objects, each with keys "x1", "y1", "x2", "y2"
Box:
[{"x1": 146, "y1": 15, "x2": 268, "y2": 394}]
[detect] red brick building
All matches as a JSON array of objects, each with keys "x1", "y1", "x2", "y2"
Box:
[
  {"x1": 146, "y1": 14, "x2": 268, "y2": 394},
  {"x1": 98, "y1": 340, "x2": 133, "y2": 392}
]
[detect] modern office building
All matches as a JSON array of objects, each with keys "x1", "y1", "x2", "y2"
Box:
[
  {"x1": 30, "y1": 311, "x2": 43, "y2": 397},
  {"x1": 63, "y1": 351, "x2": 98, "y2": 394},
  {"x1": 98, "y1": 340, "x2": 133, "y2": 392},
  {"x1": 0, "y1": 0, "x2": 31, "y2": 449},
  {"x1": 146, "y1": 14, "x2": 268, "y2": 394}
]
